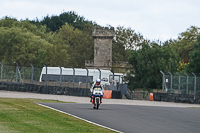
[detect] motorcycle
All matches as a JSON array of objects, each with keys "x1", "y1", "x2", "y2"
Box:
[{"x1": 91, "y1": 86, "x2": 103, "y2": 109}]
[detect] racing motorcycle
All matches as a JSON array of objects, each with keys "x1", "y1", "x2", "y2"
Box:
[{"x1": 91, "y1": 86, "x2": 103, "y2": 109}]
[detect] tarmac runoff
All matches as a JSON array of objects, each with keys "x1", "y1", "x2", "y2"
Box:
[{"x1": 1, "y1": 90, "x2": 200, "y2": 108}]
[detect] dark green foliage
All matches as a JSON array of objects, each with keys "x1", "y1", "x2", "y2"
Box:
[
  {"x1": 51, "y1": 23, "x2": 93, "y2": 67},
  {"x1": 126, "y1": 42, "x2": 179, "y2": 90},
  {"x1": 0, "y1": 19, "x2": 53, "y2": 67},
  {"x1": 186, "y1": 35, "x2": 200, "y2": 73},
  {"x1": 0, "y1": 13, "x2": 95, "y2": 68},
  {"x1": 29, "y1": 11, "x2": 96, "y2": 67},
  {"x1": 170, "y1": 26, "x2": 200, "y2": 63},
  {"x1": 35, "y1": 11, "x2": 97, "y2": 33},
  {"x1": 112, "y1": 26, "x2": 144, "y2": 62}
]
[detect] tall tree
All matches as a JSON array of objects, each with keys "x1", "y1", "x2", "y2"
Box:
[
  {"x1": 0, "y1": 17, "x2": 55, "y2": 67},
  {"x1": 185, "y1": 35, "x2": 200, "y2": 73},
  {"x1": 37, "y1": 11, "x2": 97, "y2": 33},
  {"x1": 112, "y1": 26, "x2": 145, "y2": 62},
  {"x1": 52, "y1": 23, "x2": 93, "y2": 67},
  {"x1": 0, "y1": 17, "x2": 52, "y2": 41},
  {"x1": 170, "y1": 26, "x2": 200, "y2": 62},
  {"x1": 0, "y1": 27, "x2": 53, "y2": 67},
  {"x1": 127, "y1": 42, "x2": 179, "y2": 90}
]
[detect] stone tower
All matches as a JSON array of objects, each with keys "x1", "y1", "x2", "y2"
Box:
[{"x1": 92, "y1": 27, "x2": 115, "y2": 68}]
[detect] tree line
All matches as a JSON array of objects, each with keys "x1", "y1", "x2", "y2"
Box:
[{"x1": 0, "y1": 11, "x2": 200, "y2": 90}]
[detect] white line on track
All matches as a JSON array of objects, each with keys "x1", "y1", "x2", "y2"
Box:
[{"x1": 37, "y1": 103, "x2": 123, "y2": 133}]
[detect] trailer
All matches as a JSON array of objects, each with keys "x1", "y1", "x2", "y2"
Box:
[{"x1": 39, "y1": 67, "x2": 123, "y2": 86}]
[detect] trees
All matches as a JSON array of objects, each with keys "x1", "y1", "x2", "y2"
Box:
[
  {"x1": 38, "y1": 11, "x2": 97, "y2": 33},
  {"x1": 170, "y1": 26, "x2": 200, "y2": 63},
  {"x1": 1, "y1": 13, "x2": 200, "y2": 91},
  {"x1": 185, "y1": 36, "x2": 200, "y2": 73},
  {"x1": 52, "y1": 23, "x2": 93, "y2": 67},
  {"x1": 127, "y1": 42, "x2": 179, "y2": 90},
  {"x1": 168, "y1": 26, "x2": 200, "y2": 74},
  {"x1": 0, "y1": 26, "x2": 53, "y2": 67},
  {"x1": 0, "y1": 16, "x2": 95, "y2": 68},
  {"x1": 112, "y1": 26, "x2": 145, "y2": 62},
  {"x1": 0, "y1": 17, "x2": 51, "y2": 40},
  {"x1": 28, "y1": 11, "x2": 96, "y2": 67},
  {"x1": 0, "y1": 17, "x2": 55, "y2": 67}
]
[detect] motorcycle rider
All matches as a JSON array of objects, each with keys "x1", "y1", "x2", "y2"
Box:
[{"x1": 90, "y1": 79, "x2": 104, "y2": 103}]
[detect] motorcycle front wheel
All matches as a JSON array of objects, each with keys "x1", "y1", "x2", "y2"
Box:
[{"x1": 96, "y1": 98, "x2": 99, "y2": 109}]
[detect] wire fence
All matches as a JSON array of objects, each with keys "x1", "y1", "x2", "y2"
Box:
[
  {"x1": 0, "y1": 63, "x2": 128, "y2": 98},
  {"x1": 0, "y1": 63, "x2": 96, "y2": 96},
  {"x1": 2, "y1": 65, "x2": 42, "y2": 84},
  {"x1": 0, "y1": 63, "x2": 127, "y2": 91},
  {"x1": 0, "y1": 64, "x2": 94, "y2": 89},
  {"x1": 161, "y1": 71, "x2": 200, "y2": 95}
]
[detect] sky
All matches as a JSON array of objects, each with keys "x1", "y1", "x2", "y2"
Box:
[{"x1": 1, "y1": 0, "x2": 200, "y2": 42}]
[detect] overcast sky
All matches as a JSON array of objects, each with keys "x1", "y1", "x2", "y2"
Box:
[{"x1": 1, "y1": 0, "x2": 200, "y2": 42}]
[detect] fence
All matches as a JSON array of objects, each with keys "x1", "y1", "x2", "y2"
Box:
[
  {"x1": 156, "y1": 71, "x2": 200, "y2": 104},
  {"x1": 160, "y1": 71, "x2": 200, "y2": 95},
  {"x1": 0, "y1": 63, "x2": 97, "y2": 96},
  {"x1": 0, "y1": 63, "x2": 128, "y2": 97},
  {"x1": 0, "y1": 64, "x2": 94, "y2": 89}
]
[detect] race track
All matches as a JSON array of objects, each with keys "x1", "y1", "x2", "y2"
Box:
[{"x1": 39, "y1": 103, "x2": 200, "y2": 133}]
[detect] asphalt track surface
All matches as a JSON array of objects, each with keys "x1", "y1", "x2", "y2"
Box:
[{"x1": 39, "y1": 103, "x2": 200, "y2": 133}]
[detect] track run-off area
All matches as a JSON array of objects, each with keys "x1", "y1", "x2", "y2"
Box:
[{"x1": 1, "y1": 90, "x2": 200, "y2": 133}]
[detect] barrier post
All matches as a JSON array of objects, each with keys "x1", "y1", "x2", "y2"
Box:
[
  {"x1": 30, "y1": 64, "x2": 34, "y2": 84},
  {"x1": 98, "y1": 68, "x2": 101, "y2": 79},
  {"x1": 58, "y1": 66, "x2": 62, "y2": 87},
  {"x1": 86, "y1": 68, "x2": 89, "y2": 89},
  {"x1": 72, "y1": 67, "x2": 75, "y2": 88},
  {"x1": 111, "y1": 69, "x2": 114, "y2": 80},
  {"x1": 192, "y1": 73, "x2": 196, "y2": 96},
  {"x1": 184, "y1": 72, "x2": 189, "y2": 94},
  {"x1": 0, "y1": 62, "x2": 3, "y2": 84},
  {"x1": 14, "y1": 62, "x2": 18, "y2": 83},
  {"x1": 168, "y1": 72, "x2": 173, "y2": 93},
  {"x1": 176, "y1": 72, "x2": 181, "y2": 94},
  {"x1": 160, "y1": 71, "x2": 165, "y2": 93},
  {"x1": 44, "y1": 64, "x2": 47, "y2": 88}
]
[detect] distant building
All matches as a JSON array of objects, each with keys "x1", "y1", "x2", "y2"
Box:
[{"x1": 85, "y1": 27, "x2": 115, "y2": 69}]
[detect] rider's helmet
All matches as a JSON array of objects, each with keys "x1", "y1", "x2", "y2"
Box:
[{"x1": 96, "y1": 79, "x2": 101, "y2": 85}]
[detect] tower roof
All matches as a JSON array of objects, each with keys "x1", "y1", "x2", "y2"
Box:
[{"x1": 92, "y1": 27, "x2": 115, "y2": 39}]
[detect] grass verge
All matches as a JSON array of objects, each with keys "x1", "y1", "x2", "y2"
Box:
[{"x1": 0, "y1": 98, "x2": 116, "y2": 133}]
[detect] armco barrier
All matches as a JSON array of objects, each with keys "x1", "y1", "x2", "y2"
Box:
[
  {"x1": 152, "y1": 92, "x2": 200, "y2": 104},
  {"x1": 153, "y1": 93, "x2": 167, "y2": 101},
  {"x1": 112, "y1": 90, "x2": 122, "y2": 99},
  {"x1": 0, "y1": 82, "x2": 124, "y2": 99},
  {"x1": 0, "y1": 82, "x2": 91, "y2": 97}
]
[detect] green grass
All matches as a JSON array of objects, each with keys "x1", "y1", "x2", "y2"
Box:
[{"x1": 0, "y1": 98, "x2": 115, "y2": 133}]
